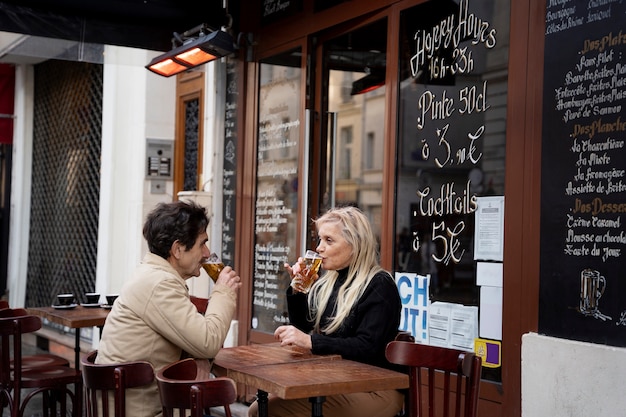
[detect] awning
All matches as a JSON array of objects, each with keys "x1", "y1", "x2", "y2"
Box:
[{"x1": 0, "y1": 0, "x2": 229, "y2": 52}]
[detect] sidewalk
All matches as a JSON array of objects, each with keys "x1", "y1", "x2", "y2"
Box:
[{"x1": 5, "y1": 385, "x2": 250, "y2": 417}]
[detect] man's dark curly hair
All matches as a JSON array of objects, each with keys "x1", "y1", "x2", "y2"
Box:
[{"x1": 143, "y1": 200, "x2": 209, "y2": 259}]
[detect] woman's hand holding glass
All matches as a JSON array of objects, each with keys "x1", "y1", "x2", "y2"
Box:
[{"x1": 284, "y1": 250, "x2": 322, "y2": 294}]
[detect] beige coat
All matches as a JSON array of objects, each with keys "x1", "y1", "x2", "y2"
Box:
[{"x1": 96, "y1": 253, "x2": 237, "y2": 417}]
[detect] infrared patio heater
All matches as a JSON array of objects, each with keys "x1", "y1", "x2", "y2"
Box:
[{"x1": 146, "y1": 23, "x2": 236, "y2": 77}]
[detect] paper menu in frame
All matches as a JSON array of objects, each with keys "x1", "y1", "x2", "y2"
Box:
[{"x1": 474, "y1": 196, "x2": 505, "y2": 261}]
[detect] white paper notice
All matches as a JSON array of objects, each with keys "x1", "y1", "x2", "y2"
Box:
[
  {"x1": 476, "y1": 262, "x2": 503, "y2": 287},
  {"x1": 429, "y1": 302, "x2": 478, "y2": 350},
  {"x1": 450, "y1": 305, "x2": 478, "y2": 351},
  {"x1": 428, "y1": 302, "x2": 452, "y2": 347},
  {"x1": 479, "y1": 286, "x2": 503, "y2": 340},
  {"x1": 474, "y1": 196, "x2": 505, "y2": 261}
]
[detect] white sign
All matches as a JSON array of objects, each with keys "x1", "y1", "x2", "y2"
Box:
[{"x1": 474, "y1": 196, "x2": 505, "y2": 261}]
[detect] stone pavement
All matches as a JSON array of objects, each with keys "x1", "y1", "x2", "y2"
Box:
[{"x1": 3, "y1": 389, "x2": 250, "y2": 417}]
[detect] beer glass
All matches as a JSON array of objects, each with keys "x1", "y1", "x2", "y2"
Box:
[
  {"x1": 202, "y1": 253, "x2": 225, "y2": 283},
  {"x1": 291, "y1": 250, "x2": 323, "y2": 294}
]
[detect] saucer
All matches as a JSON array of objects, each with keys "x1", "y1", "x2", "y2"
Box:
[
  {"x1": 52, "y1": 304, "x2": 77, "y2": 310},
  {"x1": 80, "y1": 303, "x2": 101, "y2": 308},
  {"x1": 100, "y1": 304, "x2": 113, "y2": 309}
]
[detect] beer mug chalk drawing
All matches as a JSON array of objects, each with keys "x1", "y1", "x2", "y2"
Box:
[{"x1": 578, "y1": 268, "x2": 611, "y2": 321}]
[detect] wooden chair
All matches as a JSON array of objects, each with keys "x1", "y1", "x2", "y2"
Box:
[
  {"x1": 156, "y1": 358, "x2": 237, "y2": 417},
  {"x1": 81, "y1": 350, "x2": 155, "y2": 417},
  {"x1": 190, "y1": 296, "x2": 209, "y2": 314},
  {"x1": 385, "y1": 341, "x2": 482, "y2": 417},
  {"x1": 0, "y1": 314, "x2": 82, "y2": 417},
  {"x1": 0, "y1": 308, "x2": 70, "y2": 370},
  {"x1": 395, "y1": 331, "x2": 416, "y2": 342}
]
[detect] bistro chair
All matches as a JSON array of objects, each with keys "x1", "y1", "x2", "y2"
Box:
[
  {"x1": 385, "y1": 341, "x2": 482, "y2": 417},
  {"x1": 156, "y1": 358, "x2": 237, "y2": 417},
  {"x1": 0, "y1": 313, "x2": 82, "y2": 417},
  {"x1": 190, "y1": 296, "x2": 209, "y2": 314},
  {"x1": 81, "y1": 350, "x2": 155, "y2": 417},
  {"x1": 0, "y1": 308, "x2": 70, "y2": 370}
]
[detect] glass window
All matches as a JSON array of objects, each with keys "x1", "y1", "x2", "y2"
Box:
[
  {"x1": 394, "y1": 0, "x2": 509, "y2": 381},
  {"x1": 251, "y1": 48, "x2": 302, "y2": 334},
  {"x1": 323, "y1": 19, "x2": 387, "y2": 238}
]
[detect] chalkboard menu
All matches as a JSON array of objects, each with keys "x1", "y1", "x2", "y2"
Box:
[
  {"x1": 394, "y1": 1, "x2": 509, "y2": 382},
  {"x1": 395, "y1": 0, "x2": 508, "y2": 298},
  {"x1": 251, "y1": 49, "x2": 302, "y2": 333},
  {"x1": 221, "y1": 58, "x2": 238, "y2": 267},
  {"x1": 539, "y1": 0, "x2": 626, "y2": 346}
]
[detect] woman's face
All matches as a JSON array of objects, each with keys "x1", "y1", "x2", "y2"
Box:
[{"x1": 316, "y1": 221, "x2": 353, "y2": 271}]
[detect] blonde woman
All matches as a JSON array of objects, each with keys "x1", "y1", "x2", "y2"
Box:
[{"x1": 249, "y1": 206, "x2": 404, "y2": 417}]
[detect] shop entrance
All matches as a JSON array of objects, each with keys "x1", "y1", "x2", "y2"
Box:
[
  {"x1": 247, "y1": 17, "x2": 391, "y2": 342},
  {"x1": 311, "y1": 18, "x2": 388, "y2": 244}
]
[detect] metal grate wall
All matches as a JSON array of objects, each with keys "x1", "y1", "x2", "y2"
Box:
[
  {"x1": 26, "y1": 60, "x2": 103, "y2": 308},
  {"x1": 183, "y1": 98, "x2": 199, "y2": 191}
]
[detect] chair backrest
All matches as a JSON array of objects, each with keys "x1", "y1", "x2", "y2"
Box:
[
  {"x1": 189, "y1": 296, "x2": 209, "y2": 314},
  {"x1": 0, "y1": 314, "x2": 43, "y2": 386},
  {"x1": 0, "y1": 308, "x2": 33, "y2": 379},
  {"x1": 81, "y1": 350, "x2": 155, "y2": 417},
  {"x1": 385, "y1": 341, "x2": 482, "y2": 417},
  {"x1": 0, "y1": 308, "x2": 28, "y2": 318},
  {"x1": 0, "y1": 300, "x2": 9, "y2": 309},
  {"x1": 156, "y1": 358, "x2": 237, "y2": 417},
  {"x1": 395, "y1": 331, "x2": 416, "y2": 342}
]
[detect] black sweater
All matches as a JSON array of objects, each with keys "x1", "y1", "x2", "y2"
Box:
[{"x1": 286, "y1": 268, "x2": 401, "y2": 369}]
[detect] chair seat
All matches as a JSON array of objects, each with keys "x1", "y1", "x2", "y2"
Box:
[
  {"x1": 13, "y1": 354, "x2": 70, "y2": 369},
  {"x1": 19, "y1": 366, "x2": 82, "y2": 389}
]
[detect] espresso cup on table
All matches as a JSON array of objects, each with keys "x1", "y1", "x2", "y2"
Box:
[
  {"x1": 85, "y1": 292, "x2": 100, "y2": 304},
  {"x1": 57, "y1": 293, "x2": 74, "y2": 306},
  {"x1": 105, "y1": 294, "x2": 119, "y2": 306}
]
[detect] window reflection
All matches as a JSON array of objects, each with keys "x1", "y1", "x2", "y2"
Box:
[{"x1": 323, "y1": 19, "x2": 388, "y2": 242}]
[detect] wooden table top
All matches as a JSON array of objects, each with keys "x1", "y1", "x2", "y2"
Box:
[
  {"x1": 229, "y1": 358, "x2": 409, "y2": 399},
  {"x1": 27, "y1": 305, "x2": 110, "y2": 328},
  {"x1": 214, "y1": 342, "x2": 341, "y2": 370},
  {"x1": 214, "y1": 343, "x2": 408, "y2": 400}
]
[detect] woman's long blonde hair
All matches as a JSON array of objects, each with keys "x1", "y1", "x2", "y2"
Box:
[{"x1": 308, "y1": 206, "x2": 384, "y2": 334}]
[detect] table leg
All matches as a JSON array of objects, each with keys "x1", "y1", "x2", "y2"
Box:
[
  {"x1": 74, "y1": 328, "x2": 81, "y2": 369},
  {"x1": 309, "y1": 396, "x2": 325, "y2": 417},
  {"x1": 256, "y1": 390, "x2": 269, "y2": 417}
]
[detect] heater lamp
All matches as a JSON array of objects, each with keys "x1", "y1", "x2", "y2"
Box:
[{"x1": 146, "y1": 30, "x2": 236, "y2": 77}]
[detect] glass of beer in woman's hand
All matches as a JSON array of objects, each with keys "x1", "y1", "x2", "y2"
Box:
[
  {"x1": 291, "y1": 250, "x2": 323, "y2": 294},
  {"x1": 202, "y1": 253, "x2": 225, "y2": 283}
]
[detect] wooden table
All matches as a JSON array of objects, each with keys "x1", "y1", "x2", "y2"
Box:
[
  {"x1": 214, "y1": 343, "x2": 408, "y2": 417},
  {"x1": 27, "y1": 305, "x2": 110, "y2": 368}
]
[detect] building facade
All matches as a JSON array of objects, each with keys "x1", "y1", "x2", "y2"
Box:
[{"x1": 1, "y1": 1, "x2": 624, "y2": 416}]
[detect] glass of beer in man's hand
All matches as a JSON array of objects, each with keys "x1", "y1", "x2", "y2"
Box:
[
  {"x1": 291, "y1": 250, "x2": 323, "y2": 294},
  {"x1": 202, "y1": 253, "x2": 225, "y2": 283}
]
